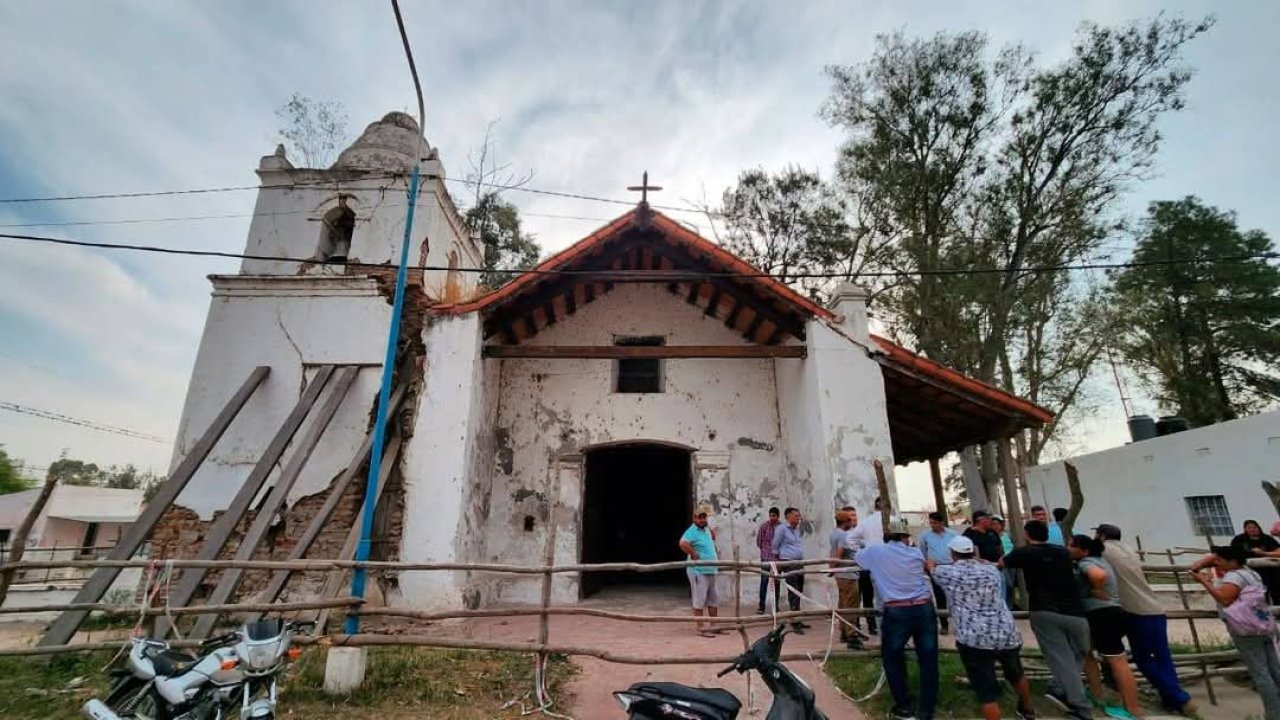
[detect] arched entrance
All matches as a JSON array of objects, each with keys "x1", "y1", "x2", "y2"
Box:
[{"x1": 580, "y1": 443, "x2": 693, "y2": 598}]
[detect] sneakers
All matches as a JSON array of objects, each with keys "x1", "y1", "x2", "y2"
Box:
[
  {"x1": 1101, "y1": 708, "x2": 1137, "y2": 720},
  {"x1": 790, "y1": 623, "x2": 806, "y2": 635},
  {"x1": 889, "y1": 709, "x2": 917, "y2": 720},
  {"x1": 755, "y1": 607, "x2": 766, "y2": 615},
  {"x1": 1043, "y1": 689, "x2": 1072, "y2": 713},
  {"x1": 1014, "y1": 705, "x2": 1036, "y2": 720}
]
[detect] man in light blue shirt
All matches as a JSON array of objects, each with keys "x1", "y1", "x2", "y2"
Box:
[
  {"x1": 918, "y1": 511, "x2": 957, "y2": 636},
  {"x1": 678, "y1": 506, "x2": 720, "y2": 637},
  {"x1": 855, "y1": 516, "x2": 938, "y2": 720},
  {"x1": 772, "y1": 507, "x2": 811, "y2": 633},
  {"x1": 1032, "y1": 505, "x2": 1066, "y2": 546}
]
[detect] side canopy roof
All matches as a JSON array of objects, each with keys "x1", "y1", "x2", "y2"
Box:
[{"x1": 437, "y1": 207, "x2": 1052, "y2": 464}]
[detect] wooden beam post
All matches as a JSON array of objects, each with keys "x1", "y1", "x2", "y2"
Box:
[
  {"x1": 249, "y1": 386, "x2": 407, "y2": 618},
  {"x1": 998, "y1": 437, "x2": 1025, "y2": 547},
  {"x1": 482, "y1": 345, "x2": 806, "y2": 359},
  {"x1": 928, "y1": 457, "x2": 947, "y2": 517},
  {"x1": 0, "y1": 473, "x2": 59, "y2": 606},
  {"x1": 39, "y1": 366, "x2": 269, "y2": 648},
  {"x1": 191, "y1": 366, "x2": 359, "y2": 638},
  {"x1": 154, "y1": 365, "x2": 337, "y2": 638},
  {"x1": 315, "y1": 434, "x2": 403, "y2": 633},
  {"x1": 1061, "y1": 462, "x2": 1085, "y2": 539},
  {"x1": 874, "y1": 460, "x2": 891, "y2": 537}
]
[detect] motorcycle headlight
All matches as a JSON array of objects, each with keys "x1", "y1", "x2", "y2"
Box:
[{"x1": 242, "y1": 638, "x2": 284, "y2": 671}]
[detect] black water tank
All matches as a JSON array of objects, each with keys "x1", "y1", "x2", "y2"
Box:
[
  {"x1": 1127, "y1": 415, "x2": 1157, "y2": 442},
  {"x1": 1156, "y1": 416, "x2": 1191, "y2": 437}
]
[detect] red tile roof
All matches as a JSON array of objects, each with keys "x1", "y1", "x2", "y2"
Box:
[{"x1": 434, "y1": 206, "x2": 1052, "y2": 428}]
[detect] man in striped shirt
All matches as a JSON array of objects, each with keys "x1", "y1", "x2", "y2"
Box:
[{"x1": 755, "y1": 506, "x2": 782, "y2": 614}]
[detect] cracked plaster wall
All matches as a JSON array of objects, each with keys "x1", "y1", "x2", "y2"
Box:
[
  {"x1": 240, "y1": 168, "x2": 476, "y2": 300},
  {"x1": 396, "y1": 312, "x2": 497, "y2": 609},
  {"x1": 775, "y1": 319, "x2": 897, "y2": 604},
  {"x1": 484, "y1": 285, "x2": 793, "y2": 605},
  {"x1": 166, "y1": 276, "x2": 390, "y2": 518}
]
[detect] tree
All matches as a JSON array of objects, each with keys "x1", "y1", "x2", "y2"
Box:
[
  {"x1": 1112, "y1": 197, "x2": 1280, "y2": 425},
  {"x1": 0, "y1": 447, "x2": 31, "y2": 495},
  {"x1": 822, "y1": 16, "x2": 1211, "y2": 466},
  {"x1": 706, "y1": 167, "x2": 884, "y2": 303},
  {"x1": 467, "y1": 194, "x2": 540, "y2": 290},
  {"x1": 275, "y1": 94, "x2": 350, "y2": 168},
  {"x1": 47, "y1": 454, "x2": 100, "y2": 486},
  {"x1": 463, "y1": 120, "x2": 539, "y2": 290}
]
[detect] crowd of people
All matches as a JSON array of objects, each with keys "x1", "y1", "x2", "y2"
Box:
[{"x1": 675, "y1": 502, "x2": 1280, "y2": 719}]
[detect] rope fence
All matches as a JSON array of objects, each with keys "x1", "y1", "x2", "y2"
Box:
[{"x1": 0, "y1": 549, "x2": 1263, "y2": 712}]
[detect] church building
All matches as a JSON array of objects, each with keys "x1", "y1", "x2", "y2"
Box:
[{"x1": 152, "y1": 111, "x2": 1051, "y2": 615}]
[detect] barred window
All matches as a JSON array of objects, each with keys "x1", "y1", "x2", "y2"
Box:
[
  {"x1": 1184, "y1": 495, "x2": 1233, "y2": 538},
  {"x1": 614, "y1": 336, "x2": 664, "y2": 394}
]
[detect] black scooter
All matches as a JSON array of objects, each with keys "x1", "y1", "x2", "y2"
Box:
[{"x1": 612, "y1": 626, "x2": 829, "y2": 719}]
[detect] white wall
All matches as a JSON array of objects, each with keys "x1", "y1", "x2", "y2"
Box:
[
  {"x1": 482, "y1": 284, "x2": 791, "y2": 605},
  {"x1": 1028, "y1": 410, "x2": 1280, "y2": 551},
  {"x1": 167, "y1": 276, "x2": 390, "y2": 517},
  {"x1": 396, "y1": 312, "x2": 495, "y2": 609},
  {"x1": 237, "y1": 168, "x2": 477, "y2": 300}
]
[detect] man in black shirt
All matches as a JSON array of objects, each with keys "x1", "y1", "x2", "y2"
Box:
[
  {"x1": 1002, "y1": 520, "x2": 1091, "y2": 719},
  {"x1": 963, "y1": 511, "x2": 1004, "y2": 563}
]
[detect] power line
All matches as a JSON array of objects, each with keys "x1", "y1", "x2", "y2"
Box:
[
  {"x1": 0, "y1": 171, "x2": 711, "y2": 217},
  {"x1": 1, "y1": 230, "x2": 1275, "y2": 280},
  {"x1": 0, "y1": 206, "x2": 612, "y2": 230},
  {"x1": 0, "y1": 401, "x2": 169, "y2": 444}
]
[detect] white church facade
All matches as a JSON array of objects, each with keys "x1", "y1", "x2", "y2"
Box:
[{"x1": 157, "y1": 112, "x2": 1052, "y2": 613}]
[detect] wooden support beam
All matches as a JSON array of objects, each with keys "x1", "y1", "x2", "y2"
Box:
[
  {"x1": 929, "y1": 457, "x2": 947, "y2": 516},
  {"x1": 0, "y1": 473, "x2": 59, "y2": 606},
  {"x1": 315, "y1": 434, "x2": 404, "y2": 633},
  {"x1": 482, "y1": 345, "x2": 807, "y2": 359},
  {"x1": 998, "y1": 437, "x2": 1025, "y2": 547},
  {"x1": 685, "y1": 281, "x2": 701, "y2": 306},
  {"x1": 153, "y1": 365, "x2": 338, "y2": 639},
  {"x1": 191, "y1": 365, "x2": 359, "y2": 638},
  {"x1": 39, "y1": 366, "x2": 269, "y2": 648},
  {"x1": 703, "y1": 286, "x2": 722, "y2": 317},
  {"x1": 875, "y1": 460, "x2": 891, "y2": 537},
  {"x1": 724, "y1": 299, "x2": 744, "y2": 331},
  {"x1": 249, "y1": 386, "x2": 407, "y2": 617}
]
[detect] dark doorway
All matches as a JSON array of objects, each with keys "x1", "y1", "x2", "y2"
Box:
[{"x1": 581, "y1": 444, "x2": 692, "y2": 598}]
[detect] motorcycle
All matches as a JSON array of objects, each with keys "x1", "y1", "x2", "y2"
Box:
[
  {"x1": 612, "y1": 626, "x2": 829, "y2": 719},
  {"x1": 82, "y1": 618, "x2": 312, "y2": 720}
]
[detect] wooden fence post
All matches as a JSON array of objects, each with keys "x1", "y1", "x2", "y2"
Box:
[
  {"x1": 928, "y1": 457, "x2": 946, "y2": 517},
  {"x1": 0, "y1": 473, "x2": 58, "y2": 606},
  {"x1": 1168, "y1": 548, "x2": 1216, "y2": 705},
  {"x1": 874, "y1": 460, "x2": 891, "y2": 537}
]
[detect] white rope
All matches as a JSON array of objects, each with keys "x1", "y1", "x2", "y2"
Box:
[{"x1": 164, "y1": 559, "x2": 183, "y2": 641}]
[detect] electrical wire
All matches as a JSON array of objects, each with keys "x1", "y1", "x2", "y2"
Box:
[
  {"x1": 1, "y1": 230, "x2": 1274, "y2": 279},
  {"x1": 0, "y1": 206, "x2": 612, "y2": 230},
  {"x1": 0, "y1": 400, "x2": 169, "y2": 444}
]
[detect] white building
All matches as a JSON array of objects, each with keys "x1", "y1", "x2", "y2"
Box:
[
  {"x1": 1028, "y1": 410, "x2": 1280, "y2": 551},
  {"x1": 156, "y1": 111, "x2": 1051, "y2": 612}
]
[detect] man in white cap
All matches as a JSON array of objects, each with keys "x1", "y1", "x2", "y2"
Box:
[{"x1": 930, "y1": 535, "x2": 1036, "y2": 720}]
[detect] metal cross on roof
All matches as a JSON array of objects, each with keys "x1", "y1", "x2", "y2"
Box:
[{"x1": 627, "y1": 171, "x2": 663, "y2": 205}]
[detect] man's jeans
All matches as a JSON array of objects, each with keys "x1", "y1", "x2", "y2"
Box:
[
  {"x1": 881, "y1": 603, "x2": 939, "y2": 719},
  {"x1": 758, "y1": 569, "x2": 782, "y2": 612},
  {"x1": 1126, "y1": 613, "x2": 1190, "y2": 709},
  {"x1": 1029, "y1": 610, "x2": 1092, "y2": 718}
]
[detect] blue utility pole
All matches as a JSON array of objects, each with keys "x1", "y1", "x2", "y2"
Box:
[{"x1": 346, "y1": 164, "x2": 420, "y2": 634}]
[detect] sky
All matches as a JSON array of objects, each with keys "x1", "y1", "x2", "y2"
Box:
[{"x1": 0, "y1": 1, "x2": 1277, "y2": 509}]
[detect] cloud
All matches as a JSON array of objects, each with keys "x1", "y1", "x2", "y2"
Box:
[{"x1": 0, "y1": 0, "x2": 1276, "y2": 506}]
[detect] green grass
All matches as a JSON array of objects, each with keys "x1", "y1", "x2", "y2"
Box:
[
  {"x1": 0, "y1": 647, "x2": 574, "y2": 720},
  {"x1": 282, "y1": 646, "x2": 575, "y2": 719},
  {"x1": 827, "y1": 653, "x2": 1010, "y2": 719},
  {"x1": 0, "y1": 651, "x2": 116, "y2": 719}
]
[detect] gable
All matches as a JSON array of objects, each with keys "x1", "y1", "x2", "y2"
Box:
[{"x1": 437, "y1": 208, "x2": 830, "y2": 346}]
